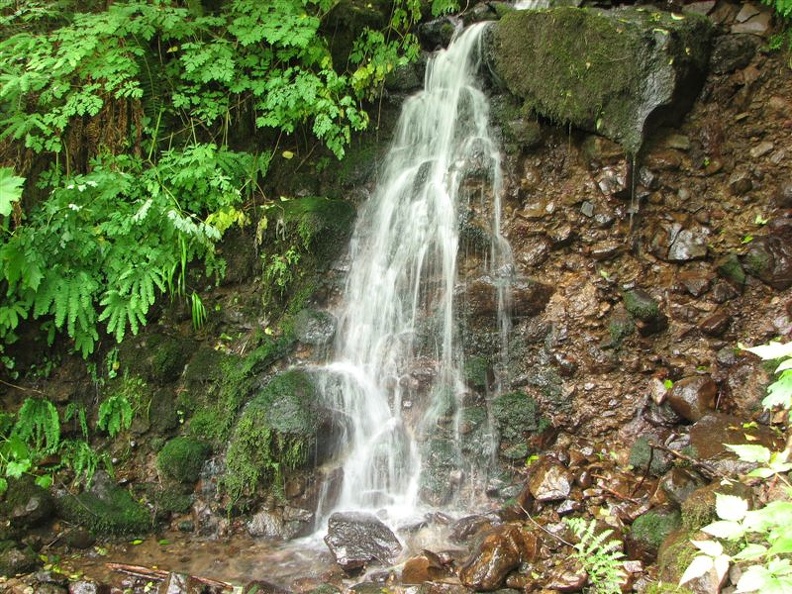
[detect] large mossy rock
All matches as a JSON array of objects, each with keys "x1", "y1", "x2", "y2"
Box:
[
  {"x1": 487, "y1": 7, "x2": 713, "y2": 154},
  {"x1": 222, "y1": 370, "x2": 323, "y2": 500}
]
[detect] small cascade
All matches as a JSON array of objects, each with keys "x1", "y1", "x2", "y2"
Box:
[{"x1": 316, "y1": 22, "x2": 511, "y2": 526}]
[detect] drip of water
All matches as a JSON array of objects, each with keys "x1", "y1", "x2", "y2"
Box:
[{"x1": 316, "y1": 22, "x2": 509, "y2": 526}]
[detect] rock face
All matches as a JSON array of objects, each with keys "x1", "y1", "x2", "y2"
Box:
[
  {"x1": 324, "y1": 512, "x2": 403, "y2": 573},
  {"x1": 487, "y1": 7, "x2": 713, "y2": 153}
]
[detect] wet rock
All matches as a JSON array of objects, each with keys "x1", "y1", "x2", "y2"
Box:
[
  {"x1": 241, "y1": 580, "x2": 291, "y2": 594},
  {"x1": 622, "y1": 289, "x2": 667, "y2": 335},
  {"x1": 676, "y1": 268, "x2": 712, "y2": 297},
  {"x1": 777, "y1": 182, "x2": 792, "y2": 208},
  {"x1": 728, "y1": 169, "x2": 753, "y2": 195},
  {"x1": 157, "y1": 437, "x2": 211, "y2": 485},
  {"x1": 715, "y1": 253, "x2": 747, "y2": 287},
  {"x1": 731, "y1": 2, "x2": 773, "y2": 35},
  {"x1": 689, "y1": 413, "x2": 784, "y2": 474},
  {"x1": 659, "y1": 468, "x2": 703, "y2": 506},
  {"x1": 709, "y1": 34, "x2": 758, "y2": 74},
  {"x1": 293, "y1": 309, "x2": 337, "y2": 346},
  {"x1": 158, "y1": 572, "x2": 206, "y2": 594},
  {"x1": 2, "y1": 478, "x2": 55, "y2": 531},
  {"x1": 450, "y1": 514, "x2": 498, "y2": 544},
  {"x1": 68, "y1": 580, "x2": 110, "y2": 594},
  {"x1": 666, "y1": 375, "x2": 718, "y2": 422},
  {"x1": 589, "y1": 241, "x2": 623, "y2": 261},
  {"x1": 62, "y1": 527, "x2": 95, "y2": 550},
  {"x1": 0, "y1": 542, "x2": 38, "y2": 577},
  {"x1": 247, "y1": 506, "x2": 313, "y2": 540},
  {"x1": 527, "y1": 457, "x2": 572, "y2": 502},
  {"x1": 512, "y1": 278, "x2": 554, "y2": 318},
  {"x1": 742, "y1": 234, "x2": 792, "y2": 290},
  {"x1": 489, "y1": 7, "x2": 713, "y2": 154},
  {"x1": 418, "y1": 16, "x2": 457, "y2": 48},
  {"x1": 401, "y1": 554, "x2": 448, "y2": 584},
  {"x1": 545, "y1": 567, "x2": 588, "y2": 592},
  {"x1": 461, "y1": 276, "x2": 552, "y2": 321},
  {"x1": 628, "y1": 435, "x2": 671, "y2": 476},
  {"x1": 324, "y1": 512, "x2": 402, "y2": 573},
  {"x1": 698, "y1": 311, "x2": 731, "y2": 337},
  {"x1": 649, "y1": 222, "x2": 708, "y2": 262},
  {"x1": 626, "y1": 506, "x2": 681, "y2": 563},
  {"x1": 458, "y1": 524, "x2": 537, "y2": 591},
  {"x1": 518, "y1": 237, "x2": 551, "y2": 267}
]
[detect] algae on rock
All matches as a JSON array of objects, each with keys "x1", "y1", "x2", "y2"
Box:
[{"x1": 488, "y1": 6, "x2": 713, "y2": 154}]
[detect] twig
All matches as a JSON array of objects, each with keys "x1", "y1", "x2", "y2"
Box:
[
  {"x1": 106, "y1": 563, "x2": 234, "y2": 591},
  {"x1": 518, "y1": 504, "x2": 574, "y2": 548},
  {"x1": 648, "y1": 441, "x2": 723, "y2": 480}
]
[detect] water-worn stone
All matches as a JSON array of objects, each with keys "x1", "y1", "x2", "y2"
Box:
[
  {"x1": 401, "y1": 554, "x2": 448, "y2": 584},
  {"x1": 0, "y1": 543, "x2": 38, "y2": 577},
  {"x1": 649, "y1": 222, "x2": 708, "y2": 262},
  {"x1": 68, "y1": 580, "x2": 109, "y2": 594},
  {"x1": 659, "y1": 468, "x2": 703, "y2": 506},
  {"x1": 324, "y1": 512, "x2": 402, "y2": 573},
  {"x1": 527, "y1": 456, "x2": 572, "y2": 502},
  {"x1": 709, "y1": 33, "x2": 758, "y2": 73},
  {"x1": 698, "y1": 311, "x2": 731, "y2": 337},
  {"x1": 742, "y1": 233, "x2": 792, "y2": 290},
  {"x1": 2, "y1": 478, "x2": 54, "y2": 531},
  {"x1": 666, "y1": 375, "x2": 718, "y2": 422},
  {"x1": 545, "y1": 567, "x2": 587, "y2": 592},
  {"x1": 488, "y1": 7, "x2": 713, "y2": 153},
  {"x1": 293, "y1": 309, "x2": 337, "y2": 346},
  {"x1": 458, "y1": 524, "x2": 537, "y2": 590},
  {"x1": 247, "y1": 506, "x2": 313, "y2": 540},
  {"x1": 158, "y1": 572, "x2": 206, "y2": 594},
  {"x1": 627, "y1": 506, "x2": 681, "y2": 563}
]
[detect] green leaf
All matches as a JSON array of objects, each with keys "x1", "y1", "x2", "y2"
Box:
[
  {"x1": 726, "y1": 444, "x2": 772, "y2": 464},
  {"x1": 763, "y1": 370, "x2": 792, "y2": 410},
  {"x1": 741, "y1": 341, "x2": 792, "y2": 361},
  {"x1": 0, "y1": 167, "x2": 24, "y2": 217},
  {"x1": 716, "y1": 494, "x2": 750, "y2": 522},
  {"x1": 692, "y1": 539, "x2": 724, "y2": 557},
  {"x1": 703, "y1": 520, "x2": 745, "y2": 540},
  {"x1": 680, "y1": 555, "x2": 713, "y2": 586}
]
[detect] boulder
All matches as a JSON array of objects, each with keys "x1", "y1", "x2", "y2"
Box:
[
  {"x1": 487, "y1": 7, "x2": 713, "y2": 154},
  {"x1": 458, "y1": 524, "x2": 538, "y2": 590},
  {"x1": 324, "y1": 512, "x2": 402, "y2": 573}
]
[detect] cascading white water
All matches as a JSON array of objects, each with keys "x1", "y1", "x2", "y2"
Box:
[{"x1": 317, "y1": 21, "x2": 509, "y2": 525}]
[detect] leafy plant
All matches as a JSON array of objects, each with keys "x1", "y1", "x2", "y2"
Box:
[
  {"x1": 680, "y1": 340, "x2": 792, "y2": 593},
  {"x1": 564, "y1": 517, "x2": 627, "y2": 594}
]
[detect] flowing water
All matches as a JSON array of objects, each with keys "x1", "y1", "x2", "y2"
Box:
[{"x1": 316, "y1": 21, "x2": 512, "y2": 527}]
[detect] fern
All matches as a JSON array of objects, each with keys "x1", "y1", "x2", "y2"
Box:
[
  {"x1": 97, "y1": 394, "x2": 134, "y2": 438},
  {"x1": 12, "y1": 398, "x2": 60, "y2": 456},
  {"x1": 565, "y1": 517, "x2": 627, "y2": 594}
]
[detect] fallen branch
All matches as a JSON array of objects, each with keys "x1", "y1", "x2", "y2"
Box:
[
  {"x1": 648, "y1": 441, "x2": 723, "y2": 480},
  {"x1": 106, "y1": 562, "x2": 234, "y2": 591}
]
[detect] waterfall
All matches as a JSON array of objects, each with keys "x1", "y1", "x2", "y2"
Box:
[{"x1": 317, "y1": 21, "x2": 509, "y2": 525}]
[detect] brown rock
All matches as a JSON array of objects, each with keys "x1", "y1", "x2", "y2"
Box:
[
  {"x1": 666, "y1": 375, "x2": 718, "y2": 422},
  {"x1": 528, "y1": 457, "x2": 573, "y2": 502},
  {"x1": 458, "y1": 524, "x2": 538, "y2": 591},
  {"x1": 698, "y1": 312, "x2": 731, "y2": 337},
  {"x1": 401, "y1": 554, "x2": 447, "y2": 584}
]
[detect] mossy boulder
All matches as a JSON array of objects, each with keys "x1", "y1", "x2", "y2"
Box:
[
  {"x1": 627, "y1": 507, "x2": 681, "y2": 563},
  {"x1": 488, "y1": 7, "x2": 713, "y2": 154},
  {"x1": 0, "y1": 477, "x2": 54, "y2": 532},
  {"x1": 57, "y1": 473, "x2": 151, "y2": 535},
  {"x1": 222, "y1": 370, "x2": 321, "y2": 500},
  {"x1": 491, "y1": 391, "x2": 545, "y2": 444},
  {"x1": 157, "y1": 437, "x2": 211, "y2": 484}
]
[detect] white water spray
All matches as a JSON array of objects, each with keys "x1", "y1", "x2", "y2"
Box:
[{"x1": 317, "y1": 22, "x2": 510, "y2": 525}]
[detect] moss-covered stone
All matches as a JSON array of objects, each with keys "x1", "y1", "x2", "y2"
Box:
[
  {"x1": 630, "y1": 507, "x2": 681, "y2": 555},
  {"x1": 491, "y1": 391, "x2": 544, "y2": 441},
  {"x1": 680, "y1": 480, "x2": 753, "y2": 531},
  {"x1": 222, "y1": 370, "x2": 320, "y2": 501},
  {"x1": 57, "y1": 479, "x2": 151, "y2": 535},
  {"x1": 0, "y1": 477, "x2": 54, "y2": 531},
  {"x1": 716, "y1": 253, "x2": 746, "y2": 286},
  {"x1": 464, "y1": 356, "x2": 492, "y2": 390},
  {"x1": 489, "y1": 7, "x2": 713, "y2": 154},
  {"x1": 157, "y1": 437, "x2": 211, "y2": 484},
  {"x1": 607, "y1": 305, "x2": 635, "y2": 348},
  {"x1": 628, "y1": 435, "x2": 670, "y2": 476},
  {"x1": 154, "y1": 489, "x2": 194, "y2": 515}
]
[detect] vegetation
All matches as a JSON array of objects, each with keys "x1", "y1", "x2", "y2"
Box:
[
  {"x1": 0, "y1": 0, "x2": 444, "y2": 370},
  {"x1": 564, "y1": 516, "x2": 627, "y2": 594},
  {"x1": 680, "y1": 340, "x2": 792, "y2": 593}
]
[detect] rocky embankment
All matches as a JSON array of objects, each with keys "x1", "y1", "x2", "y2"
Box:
[{"x1": 1, "y1": 0, "x2": 791, "y2": 593}]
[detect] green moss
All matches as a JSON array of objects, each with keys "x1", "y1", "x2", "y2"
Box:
[
  {"x1": 716, "y1": 253, "x2": 746, "y2": 286},
  {"x1": 628, "y1": 436, "x2": 669, "y2": 476},
  {"x1": 221, "y1": 370, "x2": 319, "y2": 501},
  {"x1": 608, "y1": 307, "x2": 635, "y2": 347},
  {"x1": 464, "y1": 356, "x2": 491, "y2": 390},
  {"x1": 631, "y1": 508, "x2": 681, "y2": 550},
  {"x1": 657, "y1": 528, "x2": 699, "y2": 583},
  {"x1": 644, "y1": 582, "x2": 695, "y2": 594},
  {"x1": 156, "y1": 437, "x2": 210, "y2": 484},
  {"x1": 57, "y1": 486, "x2": 151, "y2": 535},
  {"x1": 622, "y1": 289, "x2": 661, "y2": 322},
  {"x1": 186, "y1": 334, "x2": 296, "y2": 446},
  {"x1": 154, "y1": 489, "x2": 194, "y2": 515},
  {"x1": 491, "y1": 391, "x2": 544, "y2": 441}
]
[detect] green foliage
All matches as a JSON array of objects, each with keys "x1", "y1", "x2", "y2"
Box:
[
  {"x1": 0, "y1": 167, "x2": 24, "y2": 218},
  {"x1": 681, "y1": 340, "x2": 792, "y2": 593},
  {"x1": 0, "y1": 397, "x2": 60, "y2": 493},
  {"x1": 57, "y1": 481, "x2": 151, "y2": 535},
  {"x1": 564, "y1": 517, "x2": 627, "y2": 594},
  {"x1": 97, "y1": 374, "x2": 142, "y2": 437},
  {"x1": 156, "y1": 437, "x2": 210, "y2": 484},
  {"x1": 0, "y1": 0, "x2": 424, "y2": 365}
]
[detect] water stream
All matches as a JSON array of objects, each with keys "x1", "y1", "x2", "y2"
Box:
[{"x1": 316, "y1": 21, "x2": 512, "y2": 528}]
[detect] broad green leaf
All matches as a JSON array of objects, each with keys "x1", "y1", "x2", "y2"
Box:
[
  {"x1": 768, "y1": 532, "x2": 792, "y2": 556},
  {"x1": 692, "y1": 539, "x2": 724, "y2": 557},
  {"x1": 736, "y1": 565, "x2": 771, "y2": 593},
  {"x1": 716, "y1": 493, "x2": 750, "y2": 522},
  {"x1": 741, "y1": 341, "x2": 792, "y2": 361},
  {"x1": 35, "y1": 474, "x2": 53, "y2": 489},
  {"x1": 680, "y1": 555, "x2": 713, "y2": 586},
  {"x1": 733, "y1": 543, "x2": 768, "y2": 561},
  {"x1": 703, "y1": 520, "x2": 745, "y2": 540},
  {"x1": 763, "y1": 370, "x2": 792, "y2": 410},
  {"x1": 726, "y1": 444, "x2": 771, "y2": 464},
  {"x1": 0, "y1": 167, "x2": 24, "y2": 217}
]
